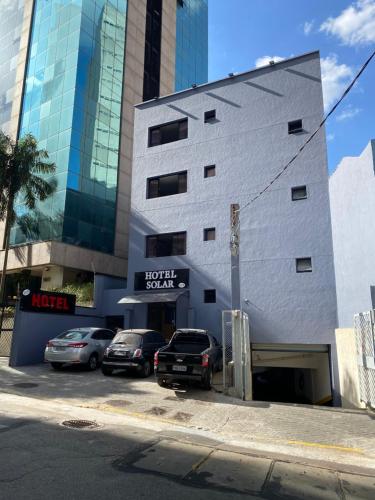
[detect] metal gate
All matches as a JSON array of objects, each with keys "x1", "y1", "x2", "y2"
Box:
[
  {"x1": 222, "y1": 310, "x2": 234, "y2": 390},
  {"x1": 0, "y1": 305, "x2": 15, "y2": 357},
  {"x1": 222, "y1": 310, "x2": 252, "y2": 399},
  {"x1": 354, "y1": 310, "x2": 375, "y2": 408}
]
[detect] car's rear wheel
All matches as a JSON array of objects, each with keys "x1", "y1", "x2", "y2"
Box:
[
  {"x1": 140, "y1": 360, "x2": 151, "y2": 378},
  {"x1": 101, "y1": 366, "x2": 113, "y2": 376},
  {"x1": 157, "y1": 377, "x2": 169, "y2": 388},
  {"x1": 51, "y1": 362, "x2": 63, "y2": 370},
  {"x1": 87, "y1": 353, "x2": 98, "y2": 371},
  {"x1": 202, "y1": 368, "x2": 213, "y2": 390}
]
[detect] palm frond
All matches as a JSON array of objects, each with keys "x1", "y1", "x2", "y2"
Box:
[
  {"x1": 16, "y1": 213, "x2": 41, "y2": 239},
  {"x1": 32, "y1": 159, "x2": 56, "y2": 175}
]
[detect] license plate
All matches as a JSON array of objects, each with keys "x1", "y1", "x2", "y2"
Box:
[
  {"x1": 115, "y1": 351, "x2": 128, "y2": 356},
  {"x1": 172, "y1": 365, "x2": 187, "y2": 372},
  {"x1": 53, "y1": 346, "x2": 65, "y2": 351}
]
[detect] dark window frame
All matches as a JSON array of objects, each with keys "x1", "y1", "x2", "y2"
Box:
[
  {"x1": 204, "y1": 289, "x2": 216, "y2": 303},
  {"x1": 142, "y1": 0, "x2": 162, "y2": 101},
  {"x1": 204, "y1": 227, "x2": 216, "y2": 241},
  {"x1": 204, "y1": 165, "x2": 216, "y2": 178},
  {"x1": 204, "y1": 109, "x2": 216, "y2": 123},
  {"x1": 291, "y1": 185, "x2": 307, "y2": 201},
  {"x1": 147, "y1": 170, "x2": 187, "y2": 199},
  {"x1": 296, "y1": 257, "x2": 312, "y2": 273},
  {"x1": 146, "y1": 231, "x2": 187, "y2": 258},
  {"x1": 288, "y1": 119, "x2": 303, "y2": 134},
  {"x1": 148, "y1": 118, "x2": 188, "y2": 147}
]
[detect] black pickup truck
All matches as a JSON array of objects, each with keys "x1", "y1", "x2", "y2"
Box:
[{"x1": 154, "y1": 329, "x2": 222, "y2": 390}]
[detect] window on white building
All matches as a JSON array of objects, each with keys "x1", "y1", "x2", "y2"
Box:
[{"x1": 296, "y1": 257, "x2": 312, "y2": 273}]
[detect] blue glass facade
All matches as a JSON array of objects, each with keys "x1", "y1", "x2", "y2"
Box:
[
  {"x1": 175, "y1": 0, "x2": 208, "y2": 92},
  {"x1": 0, "y1": 0, "x2": 25, "y2": 134},
  {"x1": 11, "y1": 0, "x2": 127, "y2": 254}
]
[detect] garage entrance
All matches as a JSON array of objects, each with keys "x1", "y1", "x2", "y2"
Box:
[{"x1": 252, "y1": 344, "x2": 332, "y2": 405}]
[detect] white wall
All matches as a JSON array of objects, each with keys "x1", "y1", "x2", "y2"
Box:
[
  {"x1": 130, "y1": 52, "x2": 337, "y2": 346},
  {"x1": 335, "y1": 328, "x2": 366, "y2": 409},
  {"x1": 330, "y1": 140, "x2": 375, "y2": 328}
]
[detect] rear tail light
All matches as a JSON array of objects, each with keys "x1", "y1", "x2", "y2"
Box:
[
  {"x1": 133, "y1": 348, "x2": 142, "y2": 358},
  {"x1": 46, "y1": 341, "x2": 54, "y2": 348},
  {"x1": 154, "y1": 351, "x2": 159, "y2": 368},
  {"x1": 202, "y1": 354, "x2": 209, "y2": 367},
  {"x1": 67, "y1": 342, "x2": 88, "y2": 348}
]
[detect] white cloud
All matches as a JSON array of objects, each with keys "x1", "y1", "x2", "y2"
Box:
[
  {"x1": 327, "y1": 133, "x2": 335, "y2": 141},
  {"x1": 320, "y1": 0, "x2": 375, "y2": 46},
  {"x1": 255, "y1": 56, "x2": 285, "y2": 68},
  {"x1": 303, "y1": 20, "x2": 315, "y2": 35},
  {"x1": 320, "y1": 54, "x2": 353, "y2": 110},
  {"x1": 26, "y1": 75, "x2": 43, "y2": 88},
  {"x1": 336, "y1": 105, "x2": 362, "y2": 121}
]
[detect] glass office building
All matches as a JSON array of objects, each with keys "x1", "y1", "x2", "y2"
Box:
[
  {"x1": 11, "y1": 0, "x2": 127, "y2": 253},
  {"x1": 175, "y1": 0, "x2": 208, "y2": 92},
  {"x1": 6, "y1": 0, "x2": 208, "y2": 267},
  {"x1": 0, "y1": 0, "x2": 25, "y2": 135}
]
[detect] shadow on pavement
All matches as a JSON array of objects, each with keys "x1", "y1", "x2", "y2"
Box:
[{"x1": 1, "y1": 410, "x2": 373, "y2": 500}]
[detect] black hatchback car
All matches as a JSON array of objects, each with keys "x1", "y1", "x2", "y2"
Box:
[{"x1": 101, "y1": 329, "x2": 166, "y2": 377}]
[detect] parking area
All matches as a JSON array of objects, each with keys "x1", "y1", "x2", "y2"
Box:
[{"x1": 0, "y1": 357, "x2": 226, "y2": 418}]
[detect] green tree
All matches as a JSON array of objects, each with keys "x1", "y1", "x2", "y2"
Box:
[{"x1": 0, "y1": 132, "x2": 56, "y2": 304}]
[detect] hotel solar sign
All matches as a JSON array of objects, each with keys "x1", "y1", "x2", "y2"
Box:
[{"x1": 134, "y1": 269, "x2": 189, "y2": 291}]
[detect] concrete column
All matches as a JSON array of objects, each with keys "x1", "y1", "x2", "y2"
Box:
[{"x1": 41, "y1": 266, "x2": 64, "y2": 290}]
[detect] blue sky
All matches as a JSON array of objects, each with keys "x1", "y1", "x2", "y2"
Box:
[{"x1": 208, "y1": 0, "x2": 375, "y2": 173}]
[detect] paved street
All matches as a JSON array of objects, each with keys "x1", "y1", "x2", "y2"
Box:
[
  {"x1": 1, "y1": 358, "x2": 375, "y2": 473},
  {"x1": 1, "y1": 390, "x2": 375, "y2": 499}
]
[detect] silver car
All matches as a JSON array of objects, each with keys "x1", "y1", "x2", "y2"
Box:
[{"x1": 44, "y1": 327, "x2": 115, "y2": 370}]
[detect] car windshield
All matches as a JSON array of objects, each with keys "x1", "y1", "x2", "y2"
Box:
[
  {"x1": 57, "y1": 330, "x2": 89, "y2": 341},
  {"x1": 112, "y1": 333, "x2": 142, "y2": 346}
]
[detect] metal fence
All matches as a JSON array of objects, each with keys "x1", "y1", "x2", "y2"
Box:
[
  {"x1": 222, "y1": 310, "x2": 234, "y2": 390},
  {"x1": 0, "y1": 305, "x2": 15, "y2": 357},
  {"x1": 222, "y1": 310, "x2": 252, "y2": 399},
  {"x1": 354, "y1": 310, "x2": 375, "y2": 408}
]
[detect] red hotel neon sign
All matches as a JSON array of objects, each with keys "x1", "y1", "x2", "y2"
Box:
[{"x1": 20, "y1": 290, "x2": 76, "y2": 315}]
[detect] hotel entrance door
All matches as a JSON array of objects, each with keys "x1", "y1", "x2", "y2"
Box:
[{"x1": 147, "y1": 302, "x2": 176, "y2": 341}]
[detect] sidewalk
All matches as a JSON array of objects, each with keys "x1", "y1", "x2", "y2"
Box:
[
  {"x1": 2, "y1": 391, "x2": 375, "y2": 499},
  {"x1": 1, "y1": 358, "x2": 375, "y2": 473}
]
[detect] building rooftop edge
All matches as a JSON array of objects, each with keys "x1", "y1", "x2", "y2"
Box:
[
  {"x1": 330, "y1": 139, "x2": 375, "y2": 178},
  {"x1": 135, "y1": 50, "x2": 321, "y2": 109}
]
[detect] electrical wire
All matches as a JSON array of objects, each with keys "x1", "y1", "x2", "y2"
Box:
[{"x1": 237, "y1": 49, "x2": 375, "y2": 216}]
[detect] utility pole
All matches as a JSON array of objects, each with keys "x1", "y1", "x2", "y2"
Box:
[
  {"x1": 230, "y1": 204, "x2": 241, "y2": 397},
  {"x1": 229, "y1": 204, "x2": 252, "y2": 400},
  {"x1": 230, "y1": 204, "x2": 240, "y2": 310}
]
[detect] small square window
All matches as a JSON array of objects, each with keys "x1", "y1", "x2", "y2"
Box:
[
  {"x1": 204, "y1": 110, "x2": 216, "y2": 123},
  {"x1": 291, "y1": 185, "x2": 307, "y2": 201},
  {"x1": 204, "y1": 228, "x2": 216, "y2": 241},
  {"x1": 288, "y1": 119, "x2": 303, "y2": 134},
  {"x1": 296, "y1": 258, "x2": 312, "y2": 273},
  {"x1": 204, "y1": 289, "x2": 216, "y2": 303},
  {"x1": 204, "y1": 165, "x2": 216, "y2": 178}
]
